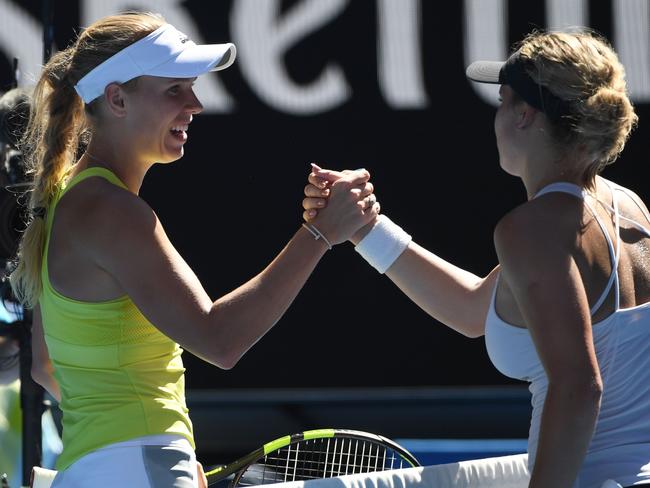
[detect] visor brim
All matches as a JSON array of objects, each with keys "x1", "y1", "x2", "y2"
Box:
[
  {"x1": 147, "y1": 42, "x2": 236, "y2": 78},
  {"x1": 465, "y1": 61, "x2": 505, "y2": 84}
]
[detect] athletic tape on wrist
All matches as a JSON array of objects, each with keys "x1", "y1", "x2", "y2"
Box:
[{"x1": 354, "y1": 215, "x2": 411, "y2": 273}]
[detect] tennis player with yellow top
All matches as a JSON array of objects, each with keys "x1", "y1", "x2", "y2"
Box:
[{"x1": 11, "y1": 11, "x2": 378, "y2": 487}]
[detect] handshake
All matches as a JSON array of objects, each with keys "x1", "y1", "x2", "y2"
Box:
[{"x1": 300, "y1": 163, "x2": 411, "y2": 274}]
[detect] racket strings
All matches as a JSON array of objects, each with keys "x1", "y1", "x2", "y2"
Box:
[{"x1": 235, "y1": 437, "x2": 411, "y2": 486}]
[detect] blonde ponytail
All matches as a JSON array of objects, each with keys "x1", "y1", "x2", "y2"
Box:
[
  {"x1": 10, "y1": 47, "x2": 84, "y2": 308},
  {"x1": 10, "y1": 11, "x2": 165, "y2": 308}
]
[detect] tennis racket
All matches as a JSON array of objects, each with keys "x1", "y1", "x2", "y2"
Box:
[{"x1": 205, "y1": 428, "x2": 421, "y2": 487}]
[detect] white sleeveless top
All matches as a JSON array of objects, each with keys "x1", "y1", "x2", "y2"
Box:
[{"x1": 485, "y1": 180, "x2": 650, "y2": 488}]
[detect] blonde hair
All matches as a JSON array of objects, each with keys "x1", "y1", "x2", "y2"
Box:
[
  {"x1": 513, "y1": 30, "x2": 637, "y2": 185},
  {"x1": 10, "y1": 12, "x2": 165, "y2": 308}
]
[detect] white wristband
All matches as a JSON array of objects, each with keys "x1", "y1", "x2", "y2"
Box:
[{"x1": 354, "y1": 214, "x2": 411, "y2": 273}]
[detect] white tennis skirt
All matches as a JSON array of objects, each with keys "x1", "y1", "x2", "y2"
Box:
[{"x1": 50, "y1": 434, "x2": 198, "y2": 488}]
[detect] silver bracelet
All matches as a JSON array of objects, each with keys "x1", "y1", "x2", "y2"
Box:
[
  {"x1": 302, "y1": 222, "x2": 333, "y2": 250},
  {"x1": 354, "y1": 214, "x2": 411, "y2": 273}
]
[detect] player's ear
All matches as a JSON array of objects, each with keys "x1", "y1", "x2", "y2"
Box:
[{"x1": 104, "y1": 83, "x2": 127, "y2": 117}]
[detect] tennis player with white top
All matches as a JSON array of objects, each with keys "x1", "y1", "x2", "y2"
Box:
[
  {"x1": 305, "y1": 29, "x2": 650, "y2": 488},
  {"x1": 10, "y1": 11, "x2": 379, "y2": 487}
]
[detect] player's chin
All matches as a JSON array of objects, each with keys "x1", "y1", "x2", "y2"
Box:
[{"x1": 159, "y1": 148, "x2": 185, "y2": 164}]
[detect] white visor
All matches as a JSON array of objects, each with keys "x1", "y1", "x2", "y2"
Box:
[{"x1": 74, "y1": 23, "x2": 236, "y2": 103}]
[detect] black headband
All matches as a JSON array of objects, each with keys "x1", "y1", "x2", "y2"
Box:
[
  {"x1": 501, "y1": 56, "x2": 571, "y2": 122},
  {"x1": 466, "y1": 55, "x2": 572, "y2": 122}
]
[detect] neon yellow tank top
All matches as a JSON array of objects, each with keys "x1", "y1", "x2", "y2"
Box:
[{"x1": 39, "y1": 167, "x2": 194, "y2": 470}]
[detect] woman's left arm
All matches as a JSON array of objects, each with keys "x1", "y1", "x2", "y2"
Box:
[
  {"x1": 31, "y1": 304, "x2": 61, "y2": 402},
  {"x1": 494, "y1": 208, "x2": 602, "y2": 488}
]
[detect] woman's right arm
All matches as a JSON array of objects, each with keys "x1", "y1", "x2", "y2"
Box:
[{"x1": 304, "y1": 168, "x2": 497, "y2": 338}]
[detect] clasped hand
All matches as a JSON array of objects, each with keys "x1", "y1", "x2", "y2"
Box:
[{"x1": 302, "y1": 164, "x2": 380, "y2": 245}]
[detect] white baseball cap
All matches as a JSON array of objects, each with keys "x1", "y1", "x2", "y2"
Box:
[{"x1": 74, "y1": 23, "x2": 236, "y2": 103}]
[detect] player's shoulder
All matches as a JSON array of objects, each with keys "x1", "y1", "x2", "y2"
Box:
[
  {"x1": 59, "y1": 174, "x2": 158, "y2": 247},
  {"x1": 493, "y1": 190, "x2": 581, "y2": 261}
]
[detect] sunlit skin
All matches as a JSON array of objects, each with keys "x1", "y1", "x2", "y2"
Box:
[
  {"x1": 35, "y1": 72, "x2": 378, "y2": 399},
  {"x1": 123, "y1": 77, "x2": 202, "y2": 164},
  {"x1": 73, "y1": 76, "x2": 202, "y2": 193}
]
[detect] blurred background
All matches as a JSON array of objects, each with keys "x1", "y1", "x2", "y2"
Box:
[{"x1": 0, "y1": 0, "x2": 648, "y2": 471}]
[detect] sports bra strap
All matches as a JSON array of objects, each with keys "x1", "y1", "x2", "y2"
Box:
[
  {"x1": 533, "y1": 181, "x2": 620, "y2": 315},
  {"x1": 598, "y1": 205, "x2": 650, "y2": 237},
  {"x1": 594, "y1": 180, "x2": 621, "y2": 312}
]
